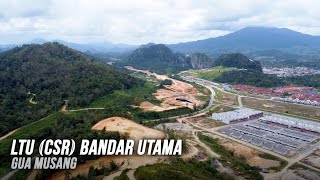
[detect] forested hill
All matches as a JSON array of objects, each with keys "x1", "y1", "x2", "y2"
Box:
[
  {"x1": 0, "y1": 42, "x2": 142, "y2": 136},
  {"x1": 214, "y1": 53, "x2": 262, "y2": 72},
  {"x1": 127, "y1": 44, "x2": 191, "y2": 73},
  {"x1": 124, "y1": 44, "x2": 214, "y2": 74}
]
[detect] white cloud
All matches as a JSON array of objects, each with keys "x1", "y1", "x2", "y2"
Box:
[{"x1": 0, "y1": 0, "x2": 319, "y2": 44}]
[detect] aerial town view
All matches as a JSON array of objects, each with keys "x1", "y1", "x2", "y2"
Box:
[{"x1": 1, "y1": 0, "x2": 320, "y2": 180}]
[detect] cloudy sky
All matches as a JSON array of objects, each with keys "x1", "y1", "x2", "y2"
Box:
[{"x1": 0, "y1": 0, "x2": 319, "y2": 45}]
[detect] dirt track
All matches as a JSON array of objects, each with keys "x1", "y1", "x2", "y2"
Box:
[{"x1": 0, "y1": 129, "x2": 18, "y2": 141}]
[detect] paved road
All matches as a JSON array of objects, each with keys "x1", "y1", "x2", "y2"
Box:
[{"x1": 238, "y1": 96, "x2": 243, "y2": 107}]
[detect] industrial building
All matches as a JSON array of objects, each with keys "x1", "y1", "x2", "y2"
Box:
[
  {"x1": 218, "y1": 115, "x2": 320, "y2": 155},
  {"x1": 260, "y1": 114, "x2": 320, "y2": 134},
  {"x1": 212, "y1": 108, "x2": 263, "y2": 124}
]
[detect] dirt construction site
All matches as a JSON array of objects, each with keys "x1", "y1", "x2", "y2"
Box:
[
  {"x1": 48, "y1": 117, "x2": 167, "y2": 180},
  {"x1": 126, "y1": 66, "x2": 206, "y2": 111},
  {"x1": 91, "y1": 117, "x2": 166, "y2": 141}
]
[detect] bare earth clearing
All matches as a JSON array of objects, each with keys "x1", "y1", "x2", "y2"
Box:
[
  {"x1": 139, "y1": 101, "x2": 178, "y2": 112},
  {"x1": 92, "y1": 117, "x2": 166, "y2": 141},
  {"x1": 281, "y1": 166, "x2": 320, "y2": 180},
  {"x1": 302, "y1": 156, "x2": 320, "y2": 169},
  {"x1": 126, "y1": 66, "x2": 206, "y2": 111},
  {"x1": 49, "y1": 117, "x2": 167, "y2": 180},
  {"x1": 302, "y1": 149, "x2": 320, "y2": 169},
  {"x1": 49, "y1": 155, "x2": 169, "y2": 180},
  {"x1": 220, "y1": 139, "x2": 280, "y2": 168}
]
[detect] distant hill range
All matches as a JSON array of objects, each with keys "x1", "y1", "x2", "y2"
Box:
[
  {"x1": 0, "y1": 42, "x2": 141, "y2": 136},
  {"x1": 125, "y1": 44, "x2": 214, "y2": 73},
  {"x1": 125, "y1": 44, "x2": 262, "y2": 73},
  {"x1": 169, "y1": 27, "x2": 320, "y2": 54},
  {"x1": 1, "y1": 26, "x2": 319, "y2": 67},
  {"x1": 0, "y1": 39, "x2": 137, "y2": 54}
]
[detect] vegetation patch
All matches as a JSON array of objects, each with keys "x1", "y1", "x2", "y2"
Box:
[
  {"x1": 207, "y1": 104, "x2": 236, "y2": 115},
  {"x1": 82, "y1": 82, "x2": 160, "y2": 109},
  {"x1": 213, "y1": 88, "x2": 238, "y2": 105},
  {"x1": 186, "y1": 66, "x2": 232, "y2": 82},
  {"x1": 0, "y1": 43, "x2": 142, "y2": 136},
  {"x1": 198, "y1": 133, "x2": 263, "y2": 180},
  {"x1": 242, "y1": 97, "x2": 320, "y2": 120},
  {"x1": 216, "y1": 70, "x2": 285, "y2": 88},
  {"x1": 258, "y1": 153, "x2": 288, "y2": 171},
  {"x1": 114, "y1": 170, "x2": 130, "y2": 180},
  {"x1": 134, "y1": 158, "x2": 233, "y2": 180}
]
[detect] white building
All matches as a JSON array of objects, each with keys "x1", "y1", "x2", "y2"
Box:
[
  {"x1": 212, "y1": 108, "x2": 263, "y2": 124},
  {"x1": 260, "y1": 114, "x2": 320, "y2": 133}
]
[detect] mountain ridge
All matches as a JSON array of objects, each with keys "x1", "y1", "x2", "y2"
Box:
[{"x1": 168, "y1": 27, "x2": 320, "y2": 54}]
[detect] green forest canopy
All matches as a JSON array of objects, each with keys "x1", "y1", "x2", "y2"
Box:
[{"x1": 0, "y1": 42, "x2": 142, "y2": 136}]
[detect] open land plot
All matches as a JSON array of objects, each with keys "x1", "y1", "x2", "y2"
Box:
[
  {"x1": 214, "y1": 88, "x2": 239, "y2": 105},
  {"x1": 198, "y1": 133, "x2": 284, "y2": 179},
  {"x1": 138, "y1": 101, "x2": 179, "y2": 112},
  {"x1": 219, "y1": 138, "x2": 281, "y2": 169},
  {"x1": 283, "y1": 163, "x2": 320, "y2": 180},
  {"x1": 181, "y1": 140, "x2": 209, "y2": 161},
  {"x1": 207, "y1": 104, "x2": 236, "y2": 115},
  {"x1": 302, "y1": 149, "x2": 320, "y2": 169},
  {"x1": 176, "y1": 113, "x2": 226, "y2": 129},
  {"x1": 185, "y1": 66, "x2": 233, "y2": 82},
  {"x1": 92, "y1": 117, "x2": 166, "y2": 141},
  {"x1": 179, "y1": 114, "x2": 226, "y2": 128},
  {"x1": 242, "y1": 97, "x2": 320, "y2": 120},
  {"x1": 49, "y1": 117, "x2": 167, "y2": 180},
  {"x1": 49, "y1": 154, "x2": 169, "y2": 180},
  {"x1": 197, "y1": 118, "x2": 226, "y2": 128},
  {"x1": 130, "y1": 71, "x2": 161, "y2": 83}
]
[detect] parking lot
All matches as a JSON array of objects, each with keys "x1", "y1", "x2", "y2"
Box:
[{"x1": 218, "y1": 118, "x2": 320, "y2": 155}]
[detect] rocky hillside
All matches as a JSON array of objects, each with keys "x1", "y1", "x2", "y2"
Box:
[
  {"x1": 188, "y1": 53, "x2": 213, "y2": 69},
  {"x1": 126, "y1": 44, "x2": 214, "y2": 73}
]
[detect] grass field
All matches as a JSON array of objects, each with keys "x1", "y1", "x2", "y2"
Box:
[
  {"x1": 242, "y1": 97, "x2": 320, "y2": 121},
  {"x1": 207, "y1": 104, "x2": 236, "y2": 115},
  {"x1": 186, "y1": 66, "x2": 233, "y2": 82},
  {"x1": 214, "y1": 88, "x2": 239, "y2": 106}
]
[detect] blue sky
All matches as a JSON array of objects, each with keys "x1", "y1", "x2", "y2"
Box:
[{"x1": 0, "y1": 0, "x2": 319, "y2": 45}]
